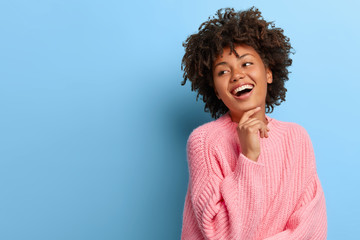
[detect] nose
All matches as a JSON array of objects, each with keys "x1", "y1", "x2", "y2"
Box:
[{"x1": 231, "y1": 68, "x2": 245, "y2": 82}]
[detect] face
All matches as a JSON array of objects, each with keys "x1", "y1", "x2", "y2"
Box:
[{"x1": 212, "y1": 44, "x2": 273, "y2": 122}]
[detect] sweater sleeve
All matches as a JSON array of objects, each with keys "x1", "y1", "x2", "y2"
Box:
[
  {"x1": 263, "y1": 173, "x2": 327, "y2": 240},
  {"x1": 182, "y1": 129, "x2": 266, "y2": 240},
  {"x1": 264, "y1": 126, "x2": 327, "y2": 240}
]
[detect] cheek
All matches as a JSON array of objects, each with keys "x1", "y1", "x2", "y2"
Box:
[
  {"x1": 212, "y1": 81, "x2": 220, "y2": 96},
  {"x1": 213, "y1": 84, "x2": 227, "y2": 99},
  {"x1": 250, "y1": 70, "x2": 267, "y2": 84},
  {"x1": 213, "y1": 79, "x2": 222, "y2": 90}
]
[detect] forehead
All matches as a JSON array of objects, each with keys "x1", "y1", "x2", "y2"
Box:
[{"x1": 213, "y1": 44, "x2": 261, "y2": 64}]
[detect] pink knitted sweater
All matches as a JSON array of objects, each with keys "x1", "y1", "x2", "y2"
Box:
[{"x1": 181, "y1": 113, "x2": 327, "y2": 240}]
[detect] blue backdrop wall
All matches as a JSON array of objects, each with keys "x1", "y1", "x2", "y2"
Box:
[{"x1": 1, "y1": 0, "x2": 359, "y2": 239}]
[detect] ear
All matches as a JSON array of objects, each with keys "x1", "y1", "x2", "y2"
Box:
[{"x1": 266, "y1": 68, "x2": 273, "y2": 84}]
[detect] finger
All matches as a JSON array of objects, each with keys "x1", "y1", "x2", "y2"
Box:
[
  {"x1": 239, "y1": 117, "x2": 258, "y2": 128},
  {"x1": 261, "y1": 125, "x2": 268, "y2": 138},
  {"x1": 244, "y1": 119, "x2": 265, "y2": 130},
  {"x1": 243, "y1": 121, "x2": 265, "y2": 135},
  {"x1": 248, "y1": 121, "x2": 268, "y2": 138},
  {"x1": 260, "y1": 128, "x2": 265, "y2": 138},
  {"x1": 239, "y1": 107, "x2": 261, "y2": 124},
  {"x1": 241, "y1": 118, "x2": 270, "y2": 135},
  {"x1": 242, "y1": 119, "x2": 260, "y2": 130}
]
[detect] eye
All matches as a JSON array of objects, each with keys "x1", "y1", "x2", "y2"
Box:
[
  {"x1": 243, "y1": 62, "x2": 253, "y2": 67},
  {"x1": 217, "y1": 70, "x2": 229, "y2": 76}
]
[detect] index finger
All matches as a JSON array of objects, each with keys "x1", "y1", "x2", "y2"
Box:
[{"x1": 239, "y1": 107, "x2": 261, "y2": 124}]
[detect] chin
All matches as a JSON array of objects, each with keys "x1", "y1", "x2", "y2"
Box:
[{"x1": 237, "y1": 104, "x2": 260, "y2": 112}]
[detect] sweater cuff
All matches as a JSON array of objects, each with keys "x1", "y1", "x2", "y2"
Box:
[{"x1": 233, "y1": 153, "x2": 265, "y2": 179}]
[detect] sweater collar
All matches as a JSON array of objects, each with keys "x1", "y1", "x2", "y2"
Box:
[{"x1": 221, "y1": 112, "x2": 273, "y2": 127}]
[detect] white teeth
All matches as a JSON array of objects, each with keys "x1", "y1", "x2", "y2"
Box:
[{"x1": 233, "y1": 84, "x2": 253, "y2": 94}]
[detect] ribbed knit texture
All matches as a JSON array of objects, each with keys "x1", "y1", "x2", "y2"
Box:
[{"x1": 181, "y1": 113, "x2": 327, "y2": 240}]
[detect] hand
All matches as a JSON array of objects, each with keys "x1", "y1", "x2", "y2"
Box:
[{"x1": 237, "y1": 107, "x2": 269, "y2": 162}]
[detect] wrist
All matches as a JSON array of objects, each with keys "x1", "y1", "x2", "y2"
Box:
[{"x1": 242, "y1": 151, "x2": 259, "y2": 162}]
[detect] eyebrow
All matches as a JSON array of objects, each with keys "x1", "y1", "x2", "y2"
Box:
[{"x1": 213, "y1": 53, "x2": 252, "y2": 68}]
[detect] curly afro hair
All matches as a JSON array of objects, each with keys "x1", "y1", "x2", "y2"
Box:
[{"x1": 181, "y1": 7, "x2": 293, "y2": 119}]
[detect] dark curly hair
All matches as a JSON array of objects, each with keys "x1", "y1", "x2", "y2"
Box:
[{"x1": 181, "y1": 7, "x2": 293, "y2": 119}]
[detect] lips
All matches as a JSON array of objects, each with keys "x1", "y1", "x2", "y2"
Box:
[{"x1": 231, "y1": 83, "x2": 254, "y2": 97}]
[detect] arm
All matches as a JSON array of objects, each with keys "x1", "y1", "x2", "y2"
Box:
[
  {"x1": 264, "y1": 173, "x2": 327, "y2": 240},
  {"x1": 183, "y1": 130, "x2": 265, "y2": 240},
  {"x1": 264, "y1": 127, "x2": 327, "y2": 240}
]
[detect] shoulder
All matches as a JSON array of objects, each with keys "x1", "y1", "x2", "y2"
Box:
[
  {"x1": 186, "y1": 114, "x2": 237, "y2": 178},
  {"x1": 187, "y1": 113, "x2": 236, "y2": 152},
  {"x1": 270, "y1": 117, "x2": 316, "y2": 172},
  {"x1": 270, "y1": 117, "x2": 311, "y2": 143}
]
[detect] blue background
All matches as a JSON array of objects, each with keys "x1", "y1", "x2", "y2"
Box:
[{"x1": 1, "y1": 0, "x2": 359, "y2": 239}]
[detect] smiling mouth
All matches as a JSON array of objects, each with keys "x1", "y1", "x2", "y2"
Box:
[{"x1": 232, "y1": 84, "x2": 254, "y2": 97}]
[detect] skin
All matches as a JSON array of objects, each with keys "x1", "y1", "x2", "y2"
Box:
[{"x1": 212, "y1": 44, "x2": 273, "y2": 162}]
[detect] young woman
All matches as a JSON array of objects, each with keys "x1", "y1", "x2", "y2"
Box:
[{"x1": 181, "y1": 7, "x2": 327, "y2": 239}]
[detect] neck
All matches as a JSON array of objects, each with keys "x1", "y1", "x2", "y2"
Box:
[{"x1": 229, "y1": 109, "x2": 268, "y2": 124}]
